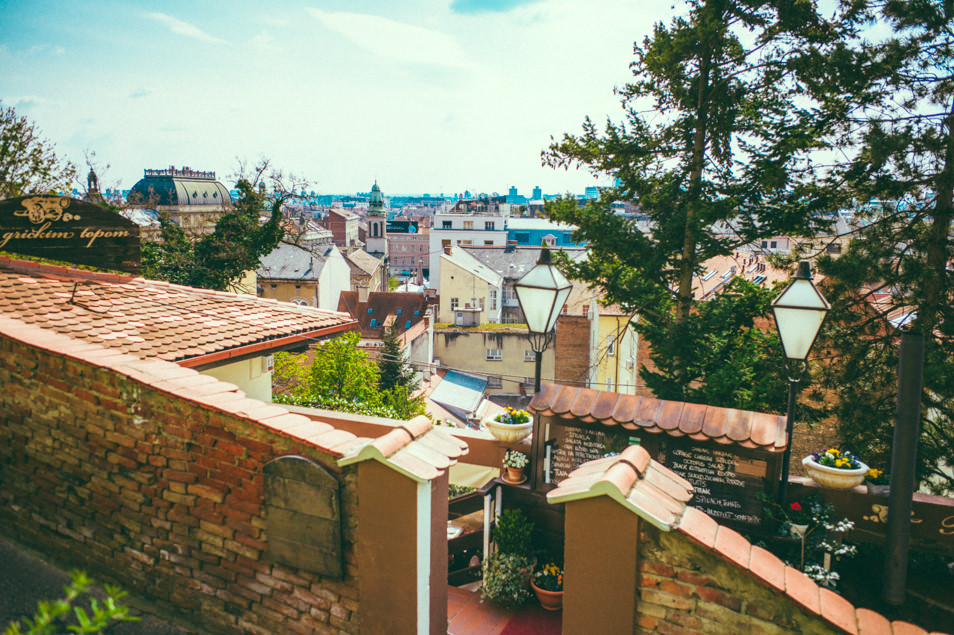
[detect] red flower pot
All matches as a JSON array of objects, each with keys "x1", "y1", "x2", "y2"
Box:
[{"x1": 531, "y1": 579, "x2": 563, "y2": 611}]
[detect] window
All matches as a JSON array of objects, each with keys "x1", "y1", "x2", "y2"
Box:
[
  {"x1": 443, "y1": 221, "x2": 452, "y2": 229},
  {"x1": 582, "y1": 305, "x2": 589, "y2": 317},
  {"x1": 606, "y1": 335, "x2": 616, "y2": 356},
  {"x1": 525, "y1": 350, "x2": 536, "y2": 362},
  {"x1": 515, "y1": 232, "x2": 530, "y2": 243},
  {"x1": 270, "y1": 284, "x2": 277, "y2": 289},
  {"x1": 405, "y1": 320, "x2": 411, "y2": 329},
  {"x1": 369, "y1": 319, "x2": 377, "y2": 327},
  {"x1": 396, "y1": 309, "x2": 402, "y2": 315},
  {"x1": 442, "y1": 239, "x2": 451, "y2": 248},
  {"x1": 486, "y1": 349, "x2": 502, "y2": 361},
  {"x1": 462, "y1": 240, "x2": 472, "y2": 246},
  {"x1": 484, "y1": 240, "x2": 494, "y2": 246},
  {"x1": 490, "y1": 289, "x2": 498, "y2": 311},
  {"x1": 487, "y1": 376, "x2": 503, "y2": 389},
  {"x1": 451, "y1": 298, "x2": 459, "y2": 310},
  {"x1": 485, "y1": 222, "x2": 495, "y2": 230},
  {"x1": 367, "y1": 308, "x2": 373, "y2": 313},
  {"x1": 770, "y1": 240, "x2": 777, "y2": 248},
  {"x1": 463, "y1": 221, "x2": 474, "y2": 230},
  {"x1": 606, "y1": 378, "x2": 614, "y2": 391},
  {"x1": 414, "y1": 310, "x2": 420, "y2": 316}
]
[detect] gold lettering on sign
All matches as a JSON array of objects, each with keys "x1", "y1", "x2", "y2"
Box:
[
  {"x1": 940, "y1": 515, "x2": 954, "y2": 535},
  {"x1": 0, "y1": 222, "x2": 75, "y2": 249},
  {"x1": 16, "y1": 197, "x2": 79, "y2": 223},
  {"x1": 81, "y1": 227, "x2": 130, "y2": 247},
  {"x1": 863, "y1": 504, "x2": 923, "y2": 524}
]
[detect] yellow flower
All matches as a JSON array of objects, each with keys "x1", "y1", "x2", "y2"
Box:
[
  {"x1": 869, "y1": 468, "x2": 883, "y2": 479},
  {"x1": 827, "y1": 449, "x2": 840, "y2": 457}
]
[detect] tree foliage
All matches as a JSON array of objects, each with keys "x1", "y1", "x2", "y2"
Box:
[
  {"x1": 543, "y1": 0, "x2": 836, "y2": 408},
  {"x1": 378, "y1": 328, "x2": 420, "y2": 395},
  {"x1": 273, "y1": 331, "x2": 424, "y2": 420},
  {"x1": 141, "y1": 179, "x2": 284, "y2": 292},
  {"x1": 808, "y1": 0, "x2": 954, "y2": 492},
  {"x1": 0, "y1": 102, "x2": 76, "y2": 200},
  {"x1": 4, "y1": 570, "x2": 138, "y2": 635}
]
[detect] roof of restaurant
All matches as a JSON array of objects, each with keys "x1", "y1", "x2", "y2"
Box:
[{"x1": 530, "y1": 383, "x2": 787, "y2": 452}]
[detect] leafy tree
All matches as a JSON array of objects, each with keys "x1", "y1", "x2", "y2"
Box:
[
  {"x1": 809, "y1": 0, "x2": 954, "y2": 492},
  {"x1": 273, "y1": 331, "x2": 424, "y2": 420},
  {"x1": 543, "y1": 0, "x2": 836, "y2": 407},
  {"x1": 4, "y1": 570, "x2": 138, "y2": 634},
  {"x1": 0, "y1": 102, "x2": 76, "y2": 199},
  {"x1": 141, "y1": 178, "x2": 284, "y2": 292}
]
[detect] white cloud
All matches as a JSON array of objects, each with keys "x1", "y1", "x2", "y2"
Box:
[
  {"x1": 249, "y1": 31, "x2": 275, "y2": 54},
  {"x1": 305, "y1": 8, "x2": 474, "y2": 70},
  {"x1": 146, "y1": 12, "x2": 228, "y2": 45}
]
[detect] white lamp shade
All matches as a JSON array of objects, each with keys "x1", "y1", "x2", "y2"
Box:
[
  {"x1": 772, "y1": 275, "x2": 830, "y2": 360},
  {"x1": 514, "y1": 253, "x2": 572, "y2": 336}
]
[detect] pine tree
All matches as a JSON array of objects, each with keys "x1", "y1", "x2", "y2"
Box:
[
  {"x1": 378, "y1": 328, "x2": 420, "y2": 394},
  {"x1": 543, "y1": 0, "x2": 837, "y2": 408}
]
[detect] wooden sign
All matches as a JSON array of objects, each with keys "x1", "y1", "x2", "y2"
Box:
[
  {"x1": 544, "y1": 421, "x2": 777, "y2": 528},
  {"x1": 0, "y1": 196, "x2": 141, "y2": 273}
]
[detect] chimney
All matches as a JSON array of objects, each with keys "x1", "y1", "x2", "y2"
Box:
[
  {"x1": 444, "y1": 246, "x2": 453, "y2": 256},
  {"x1": 358, "y1": 286, "x2": 369, "y2": 302}
]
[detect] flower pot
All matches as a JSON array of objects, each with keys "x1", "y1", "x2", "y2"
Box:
[
  {"x1": 531, "y1": 579, "x2": 563, "y2": 611},
  {"x1": 504, "y1": 467, "x2": 526, "y2": 484},
  {"x1": 802, "y1": 455, "x2": 869, "y2": 490},
  {"x1": 485, "y1": 418, "x2": 533, "y2": 443},
  {"x1": 789, "y1": 523, "x2": 809, "y2": 538}
]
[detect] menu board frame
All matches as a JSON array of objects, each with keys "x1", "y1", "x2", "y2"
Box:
[{"x1": 532, "y1": 415, "x2": 782, "y2": 529}]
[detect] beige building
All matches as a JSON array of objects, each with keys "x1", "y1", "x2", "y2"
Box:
[
  {"x1": 257, "y1": 239, "x2": 351, "y2": 311},
  {"x1": 438, "y1": 247, "x2": 503, "y2": 325},
  {"x1": 434, "y1": 325, "x2": 553, "y2": 395}
]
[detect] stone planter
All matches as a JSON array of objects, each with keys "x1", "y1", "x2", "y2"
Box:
[
  {"x1": 531, "y1": 580, "x2": 563, "y2": 611},
  {"x1": 802, "y1": 455, "x2": 869, "y2": 490},
  {"x1": 485, "y1": 418, "x2": 533, "y2": 443}
]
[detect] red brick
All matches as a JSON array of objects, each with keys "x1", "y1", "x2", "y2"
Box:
[
  {"x1": 694, "y1": 586, "x2": 742, "y2": 611},
  {"x1": 640, "y1": 560, "x2": 676, "y2": 577},
  {"x1": 674, "y1": 570, "x2": 715, "y2": 586}
]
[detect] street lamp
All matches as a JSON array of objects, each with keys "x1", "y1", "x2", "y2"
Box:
[
  {"x1": 772, "y1": 260, "x2": 830, "y2": 507},
  {"x1": 513, "y1": 246, "x2": 571, "y2": 393}
]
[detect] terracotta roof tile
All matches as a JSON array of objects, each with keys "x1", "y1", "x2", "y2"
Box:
[
  {"x1": 530, "y1": 383, "x2": 786, "y2": 452},
  {"x1": 0, "y1": 256, "x2": 356, "y2": 365},
  {"x1": 856, "y1": 608, "x2": 892, "y2": 635},
  {"x1": 338, "y1": 423, "x2": 466, "y2": 483},
  {"x1": 748, "y1": 546, "x2": 786, "y2": 592},
  {"x1": 784, "y1": 567, "x2": 821, "y2": 615},
  {"x1": 547, "y1": 445, "x2": 693, "y2": 531},
  {"x1": 675, "y1": 506, "x2": 719, "y2": 549},
  {"x1": 713, "y1": 526, "x2": 751, "y2": 569},
  {"x1": 890, "y1": 622, "x2": 929, "y2": 635},
  {"x1": 820, "y1": 588, "x2": 858, "y2": 634}
]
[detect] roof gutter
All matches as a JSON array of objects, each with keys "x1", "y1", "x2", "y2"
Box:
[{"x1": 176, "y1": 320, "x2": 357, "y2": 369}]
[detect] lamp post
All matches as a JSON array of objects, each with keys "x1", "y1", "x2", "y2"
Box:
[
  {"x1": 772, "y1": 260, "x2": 830, "y2": 508},
  {"x1": 513, "y1": 246, "x2": 571, "y2": 393}
]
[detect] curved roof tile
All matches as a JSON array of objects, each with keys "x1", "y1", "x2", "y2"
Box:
[{"x1": 531, "y1": 383, "x2": 786, "y2": 452}]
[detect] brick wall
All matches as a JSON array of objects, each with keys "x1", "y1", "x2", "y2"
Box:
[
  {"x1": 636, "y1": 525, "x2": 840, "y2": 635},
  {"x1": 554, "y1": 316, "x2": 590, "y2": 387},
  {"x1": 0, "y1": 335, "x2": 360, "y2": 634}
]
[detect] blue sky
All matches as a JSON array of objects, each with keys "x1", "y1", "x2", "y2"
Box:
[{"x1": 1, "y1": 1, "x2": 672, "y2": 196}]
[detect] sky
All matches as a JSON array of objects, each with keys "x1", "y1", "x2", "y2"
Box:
[{"x1": 0, "y1": 0, "x2": 675, "y2": 197}]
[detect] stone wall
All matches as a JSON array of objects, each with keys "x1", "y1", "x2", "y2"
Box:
[
  {"x1": 637, "y1": 526, "x2": 841, "y2": 635},
  {"x1": 0, "y1": 335, "x2": 360, "y2": 634}
]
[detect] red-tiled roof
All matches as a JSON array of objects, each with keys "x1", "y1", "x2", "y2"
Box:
[
  {"x1": 530, "y1": 383, "x2": 787, "y2": 452},
  {"x1": 0, "y1": 312, "x2": 464, "y2": 478},
  {"x1": 546, "y1": 446, "x2": 940, "y2": 635},
  {"x1": 0, "y1": 256, "x2": 357, "y2": 365}
]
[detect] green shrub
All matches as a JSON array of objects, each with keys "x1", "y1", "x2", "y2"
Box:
[
  {"x1": 492, "y1": 509, "x2": 534, "y2": 556},
  {"x1": 481, "y1": 553, "x2": 533, "y2": 608}
]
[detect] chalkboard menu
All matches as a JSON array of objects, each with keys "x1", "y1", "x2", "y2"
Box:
[
  {"x1": 659, "y1": 444, "x2": 767, "y2": 525},
  {"x1": 544, "y1": 422, "x2": 775, "y2": 527}
]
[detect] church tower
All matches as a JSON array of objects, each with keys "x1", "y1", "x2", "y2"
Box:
[{"x1": 366, "y1": 181, "x2": 388, "y2": 256}]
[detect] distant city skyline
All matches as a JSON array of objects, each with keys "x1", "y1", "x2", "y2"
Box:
[{"x1": 1, "y1": 0, "x2": 674, "y2": 196}]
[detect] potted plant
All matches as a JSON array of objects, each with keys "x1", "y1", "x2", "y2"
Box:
[
  {"x1": 802, "y1": 448, "x2": 869, "y2": 489},
  {"x1": 531, "y1": 562, "x2": 564, "y2": 611},
  {"x1": 481, "y1": 510, "x2": 535, "y2": 607},
  {"x1": 485, "y1": 407, "x2": 533, "y2": 443},
  {"x1": 502, "y1": 450, "x2": 529, "y2": 484},
  {"x1": 866, "y1": 467, "x2": 889, "y2": 495},
  {"x1": 785, "y1": 501, "x2": 812, "y2": 537}
]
